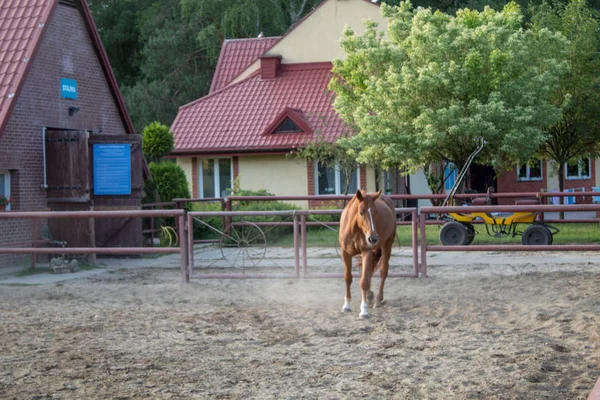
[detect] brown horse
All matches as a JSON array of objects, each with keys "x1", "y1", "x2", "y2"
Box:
[{"x1": 339, "y1": 189, "x2": 396, "y2": 319}]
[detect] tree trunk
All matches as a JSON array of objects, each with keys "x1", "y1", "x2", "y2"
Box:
[{"x1": 558, "y1": 163, "x2": 565, "y2": 220}]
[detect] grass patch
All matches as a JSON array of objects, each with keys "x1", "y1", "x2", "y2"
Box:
[{"x1": 250, "y1": 222, "x2": 599, "y2": 247}]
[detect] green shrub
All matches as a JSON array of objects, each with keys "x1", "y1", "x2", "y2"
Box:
[
  {"x1": 148, "y1": 161, "x2": 191, "y2": 210},
  {"x1": 191, "y1": 201, "x2": 224, "y2": 240},
  {"x1": 142, "y1": 122, "x2": 174, "y2": 161}
]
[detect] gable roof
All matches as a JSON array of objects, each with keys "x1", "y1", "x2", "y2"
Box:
[
  {"x1": 0, "y1": 0, "x2": 135, "y2": 136},
  {"x1": 171, "y1": 62, "x2": 345, "y2": 155},
  {"x1": 210, "y1": 36, "x2": 281, "y2": 93},
  {"x1": 230, "y1": 0, "x2": 381, "y2": 82}
]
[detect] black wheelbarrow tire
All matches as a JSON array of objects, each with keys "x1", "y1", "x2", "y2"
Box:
[
  {"x1": 521, "y1": 224, "x2": 552, "y2": 246},
  {"x1": 440, "y1": 221, "x2": 468, "y2": 246}
]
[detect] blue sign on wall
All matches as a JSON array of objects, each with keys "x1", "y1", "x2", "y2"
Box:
[
  {"x1": 60, "y1": 78, "x2": 77, "y2": 99},
  {"x1": 93, "y1": 144, "x2": 131, "y2": 195}
]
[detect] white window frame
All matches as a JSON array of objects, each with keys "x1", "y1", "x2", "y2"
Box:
[
  {"x1": 198, "y1": 158, "x2": 233, "y2": 198},
  {"x1": 517, "y1": 160, "x2": 543, "y2": 182},
  {"x1": 314, "y1": 161, "x2": 360, "y2": 195},
  {"x1": 0, "y1": 170, "x2": 10, "y2": 211},
  {"x1": 565, "y1": 158, "x2": 591, "y2": 180}
]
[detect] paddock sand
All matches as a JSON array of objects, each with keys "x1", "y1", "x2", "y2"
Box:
[{"x1": 1, "y1": 259, "x2": 600, "y2": 399}]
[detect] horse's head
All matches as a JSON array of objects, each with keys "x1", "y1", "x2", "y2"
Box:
[{"x1": 355, "y1": 189, "x2": 383, "y2": 247}]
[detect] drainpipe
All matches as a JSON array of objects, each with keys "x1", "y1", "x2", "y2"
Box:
[{"x1": 41, "y1": 126, "x2": 48, "y2": 189}]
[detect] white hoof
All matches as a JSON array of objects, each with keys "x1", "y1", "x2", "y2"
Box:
[
  {"x1": 342, "y1": 298, "x2": 352, "y2": 313},
  {"x1": 359, "y1": 301, "x2": 370, "y2": 319}
]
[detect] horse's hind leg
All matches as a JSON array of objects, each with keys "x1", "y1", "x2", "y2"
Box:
[
  {"x1": 342, "y1": 250, "x2": 353, "y2": 312},
  {"x1": 375, "y1": 239, "x2": 393, "y2": 308}
]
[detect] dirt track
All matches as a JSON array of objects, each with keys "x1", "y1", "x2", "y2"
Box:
[{"x1": 1, "y1": 259, "x2": 600, "y2": 399}]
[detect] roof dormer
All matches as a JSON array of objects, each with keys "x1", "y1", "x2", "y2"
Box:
[{"x1": 263, "y1": 108, "x2": 313, "y2": 135}]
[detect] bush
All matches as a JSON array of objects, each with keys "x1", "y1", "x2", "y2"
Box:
[
  {"x1": 191, "y1": 201, "x2": 224, "y2": 240},
  {"x1": 148, "y1": 161, "x2": 191, "y2": 210},
  {"x1": 142, "y1": 122, "x2": 174, "y2": 161}
]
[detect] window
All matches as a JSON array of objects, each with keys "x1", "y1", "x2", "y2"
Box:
[
  {"x1": 444, "y1": 162, "x2": 458, "y2": 191},
  {"x1": 0, "y1": 170, "x2": 10, "y2": 211},
  {"x1": 565, "y1": 158, "x2": 591, "y2": 180},
  {"x1": 314, "y1": 161, "x2": 359, "y2": 195},
  {"x1": 517, "y1": 160, "x2": 543, "y2": 181},
  {"x1": 198, "y1": 158, "x2": 232, "y2": 198},
  {"x1": 273, "y1": 118, "x2": 301, "y2": 133}
]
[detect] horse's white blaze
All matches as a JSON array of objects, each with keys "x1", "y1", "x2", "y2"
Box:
[
  {"x1": 367, "y1": 208, "x2": 376, "y2": 232},
  {"x1": 342, "y1": 298, "x2": 352, "y2": 312},
  {"x1": 359, "y1": 301, "x2": 369, "y2": 318}
]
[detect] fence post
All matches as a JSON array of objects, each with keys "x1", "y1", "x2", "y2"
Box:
[
  {"x1": 187, "y1": 213, "x2": 194, "y2": 277},
  {"x1": 301, "y1": 214, "x2": 307, "y2": 278},
  {"x1": 293, "y1": 213, "x2": 300, "y2": 278},
  {"x1": 178, "y1": 213, "x2": 189, "y2": 284},
  {"x1": 411, "y1": 209, "x2": 419, "y2": 277},
  {"x1": 419, "y1": 211, "x2": 428, "y2": 277}
]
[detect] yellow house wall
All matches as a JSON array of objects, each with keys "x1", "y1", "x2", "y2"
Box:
[
  {"x1": 365, "y1": 165, "x2": 376, "y2": 192},
  {"x1": 177, "y1": 157, "x2": 193, "y2": 197},
  {"x1": 546, "y1": 160, "x2": 559, "y2": 190},
  {"x1": 233, "y1": 0, "x2": 388, "y2": 83},
  {"x1": 238, "y1": 155, "x2": 309, "y2": 207}
]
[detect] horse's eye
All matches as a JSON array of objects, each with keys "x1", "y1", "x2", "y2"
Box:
[{"x1": 360, "y1": 211, "x2": 364, "y2": 216}]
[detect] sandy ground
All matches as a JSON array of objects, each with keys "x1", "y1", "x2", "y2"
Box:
[{"x1": 1, "y1": 255, "x2": 600, "y2": 399}]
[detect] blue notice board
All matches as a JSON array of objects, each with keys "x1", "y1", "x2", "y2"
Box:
[
  {"x1": 93, "y1": 144, "x2": 131, "y2": 195},
  {"x1": 60, "y1": 78, "x2": 77, "y2": 99}
]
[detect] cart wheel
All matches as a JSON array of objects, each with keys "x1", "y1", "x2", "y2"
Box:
[
  {"x1": 521, "y1": 224, "x2": 552, "y2": 246},
  {"x1": 440, "y1": 221, "x2": 468, "y2": 246},
  {"x1": 464, "y1": 223, "x2": 475, "y2": 245},
  {"x1": 220, "y1": 222, "x2": 267, "y2": 267}
]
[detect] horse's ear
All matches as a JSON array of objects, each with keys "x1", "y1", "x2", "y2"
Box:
[
  {"x1": 373, "y1": 189, "x2": 382, "y2": 200},
  {"x1": 355, "y1": 189, "x2": 363, "y2": 202}
]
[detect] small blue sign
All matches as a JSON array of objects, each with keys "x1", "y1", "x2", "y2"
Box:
[
  {"x1": 60, "y1": 78, "x2": 77, "y2": 99},
  {"x1": 93, "y1": 144, "x2": 131, "y2": 195}
]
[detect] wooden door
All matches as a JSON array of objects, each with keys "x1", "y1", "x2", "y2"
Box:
[{"x1": 45, "y1": 130, "x2": 94, "y2": 247}]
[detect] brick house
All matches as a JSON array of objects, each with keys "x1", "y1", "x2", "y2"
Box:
[
  {"x1": 0, "y1": 0, "x2": 143, "y2": 266},
  {"x1": 170, "y1": 0, "x2": 432, "y2": 208}
]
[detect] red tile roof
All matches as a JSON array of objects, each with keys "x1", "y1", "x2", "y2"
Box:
[
  {"x1": 210, "y1": 36, "x2": 281, "y2": 93},
  {"x1": 0, "y1": 0, "x2": 136, "y2": 137},
  {"x1": 172, "y1": 62, "x2": 346, "y2": 155},
  {"x1": 0, "y1": 0, "x2": 55, "y2": 134}
]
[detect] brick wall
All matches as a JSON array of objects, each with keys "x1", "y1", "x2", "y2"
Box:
[
  {"x1": 0, "y1": 4, "x2": 129, "y2": 266},
  {"x1": 496, "y1": 160, "x2": 596, "y2": 205}
]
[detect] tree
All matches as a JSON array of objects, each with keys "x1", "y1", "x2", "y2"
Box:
[
  {"x1": 142, "y1": 121, "x2": 175, "y2": 162},
  {"x1": 530, "y1": 0, "x2": 600, "y2": 200},
  {"x1": 328, "y1": 1, "x2": 569, "y2": 194},
  {"x1": 292, "y1": 135, "x2": 359, "y2": 195}
]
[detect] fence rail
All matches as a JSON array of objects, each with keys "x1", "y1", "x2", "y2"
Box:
[
  {"x1": 419, "y1": 203, "x2": 600, "y2": 277},
  {"x1": 0, "y1": 209, "x2": 189, "y2": 283}
]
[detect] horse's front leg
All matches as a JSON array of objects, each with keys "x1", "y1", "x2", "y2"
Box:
[
  {"x1": 341, "y1": 250, "x2": 353, "y2": 313},
  {"x1": 359, "y1": 250, "x2": 374, "y2": 319},
  {"x1": 375, "y1": 238, "x2": 394, "y2": 308}
]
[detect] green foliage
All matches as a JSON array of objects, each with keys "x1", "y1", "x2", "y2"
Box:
[
  {"x1": 191, "y1": 201, "x2": 224, "y2": 240},
  {"x1": 148, "y1": 161, "x2": 191, "y2": 207},
  {"x1": 142, "y1": 122, "x2": 174, "y2": 161},
  {"x1": 530, "y1": 0, "x2": 600, "y2": 193},
  {"x1": 329, "y1": 1, "x2": 569, "y2": 178},
  {"x1": 89, "y1": 0, "x2": 321, "y2": 132},
  {"x1": 291, "y1": 136, "x2": 359, "y2": 195}
]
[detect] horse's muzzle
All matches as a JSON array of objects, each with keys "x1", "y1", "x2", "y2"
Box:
[{"x1": 368, "y1": 234, "x2": 379, "y2": 246}]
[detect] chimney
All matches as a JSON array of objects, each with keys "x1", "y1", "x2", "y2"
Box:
[{"x1": 260, "y1": 55, "x2": 282, "y2": 80}]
